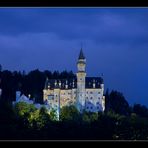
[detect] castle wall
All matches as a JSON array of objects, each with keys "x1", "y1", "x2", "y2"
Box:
[
  {"x1": 43, "y1": 88, "x2": 77, "y2": 109},
  {"x1": 43, "y1": 49, "x2": 105, "y2": 116},
  {"x1": 60, "y1": 89, "x2": 76, "y2": 107},
  {"x1": 43, "y1": 87, "x2": 105, "y2": 113},
  {"x1": 85, "y1": 89, "x2": 104, "y2": 112}
]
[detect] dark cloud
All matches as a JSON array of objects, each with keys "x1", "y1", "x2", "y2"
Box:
[{"x1": 0, "y1": 8, "x2": 148, "y2": 106}]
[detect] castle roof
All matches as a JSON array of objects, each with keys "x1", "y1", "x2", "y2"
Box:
[
  {"x1": 44, "y1": 78, "x2": 77, "y2": 89},
  {"x1": 44, "y1": 77, "x2": 103, "y2": 90},
  {"x1": 85, "y1": 77, "x2": 103, "y2": 88},
  {"x1": 78, "y1": 48, "x2": 85, "y2": 60}
]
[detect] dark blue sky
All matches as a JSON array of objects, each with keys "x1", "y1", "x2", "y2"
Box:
[{"x1": 0, "y1": 8, "x2": 148, "y2": 106}]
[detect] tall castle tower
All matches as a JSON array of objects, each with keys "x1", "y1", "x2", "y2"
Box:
[{"x1": 76, "y1": 48, "x2": 86, "y2": 112}]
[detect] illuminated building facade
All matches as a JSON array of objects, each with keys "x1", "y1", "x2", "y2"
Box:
[{"x1": 43, "y1": 49, "x2": 105, "y2": 118}]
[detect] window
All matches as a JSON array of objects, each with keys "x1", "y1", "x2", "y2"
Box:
[
  {"x1": 90, "y1": 92, "x2": 93, "y2": 94},
  {"x1": 44, "y1": 99, "x2": 48, "y2": 105},
  {"x1": 91, "y1": 106, "x2": 93, "y2": 109},
  {"x1": 69, "y1": 101, "x2": 73, "y2": 105},
  {"x1": 54, "y1": 105, "x2": 58, "y2": 108},
  {"x1": 48, "y1": 95, "x2": 54, "y2": 100},
  {"x1": 87, "y1": 107, "x2": 89, "y2": 109},
  {"x1": 96, "y1": 102, "x2": 99, "y2": 105},
  {"x1": 98, "y1": 97, "x2": 100, "y2": 100},
  {"x1": 90, "y1": 97, "x2": 93, "y2": 99},
  {"x1": 97, "y1": 107, "x2": 100, "y2": 109},
  {"x1": 98, "y1": 92, "x2": 100, "y2": 94}
]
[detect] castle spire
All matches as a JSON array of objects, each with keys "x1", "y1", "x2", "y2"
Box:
[{"x1": 78, "y1": 48, "x2": 85, "y2": 60}]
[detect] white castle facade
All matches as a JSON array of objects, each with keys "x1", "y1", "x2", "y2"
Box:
[
  {"x1": 13, "y1": 49, "x2": 105, "y2": 120},
  {"x1": 43, "y1": 49, "x2": 105, "y2": 116}
]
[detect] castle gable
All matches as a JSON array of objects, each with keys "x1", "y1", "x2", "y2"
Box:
[
  {"x1": 85, "y1": 77, "x2": 103, "y2": 89},
  {"x1": 45, "y1": 78, "x2": 77, "y2": 89},
  {"x1": 44, "y1": 76, "x2": 104, "y2": 89},
  {"x1": 43, "y1": 49, "x2": 105, "y2": 118}
]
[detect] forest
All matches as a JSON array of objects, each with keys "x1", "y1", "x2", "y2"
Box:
[{"x1": 0, "y1": 64, "x2": 148, "y2": 140}]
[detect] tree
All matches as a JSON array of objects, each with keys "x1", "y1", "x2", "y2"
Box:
[
  {"x1": 14, "y1": 102, "x2": 37, "y2": 117},
  {"x1": 82, "y1": 111, "x2": 98, "y2": 123},
  {"x1": 1, "y1": 70, "x2": 14, "y2": 101},
  {"x1": 28, "y1": 109, "x2": 40, "y2": 128},
  {"x1": 50, "y1": 108, "x2": 58, "y2": 121},
  {"x1": 104, "y1": 88, "x2": 110, "y2": 112},
  {"x1": 60, "y1": 105, "x2": 80, "y2": 121},
  {"x1": 82, "y1": 111, "x2": 91, "y2": 123},
  {"x1": 133, "y1": 104, "x2": 148, "y2": 117},
  {"x1": 36, "y1": 106, "x2": 50, "y2": 129},
  {"x1": 106, "y1": 90, "x2": 130, "y2": 116},
  {"x1": 53, "y1": 71, "x2": 60, "y2": 79}
]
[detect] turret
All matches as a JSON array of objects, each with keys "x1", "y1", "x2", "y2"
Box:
[
  {"x1": 59, "y1": 80, "x2": 61, "y2": 88},
  {"x1": 77, "y1": 48, "x2": 86, "y2": 72},
  {"x1": 65, "y1": 80, "x2": 68, "y2": 89},
  {"x1": 93, "y1": 79, "x2": 96, "y2": 88},
  {"x1": 76, "y1": 48, "x2": 86, "y2": 113},
  {"x1": 54, "y1": 80, "x2": 57, "y2": 87}
]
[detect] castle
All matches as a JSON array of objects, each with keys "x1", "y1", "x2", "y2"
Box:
[
  {"x1": 13, "y1": 49, "x2": 105, "y2": 120},
  {"x1": 43, "y1": 49, "x2": 105, "y2": 117}
]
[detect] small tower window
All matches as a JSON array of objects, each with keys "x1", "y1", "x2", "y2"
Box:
[{"x1": 96, "y1": 102, "x2": 99, "y2": 105}]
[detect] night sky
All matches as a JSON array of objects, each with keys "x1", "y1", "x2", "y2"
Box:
[{"x1": 0, "y1": 8, "x2": 148, "y2": 106}]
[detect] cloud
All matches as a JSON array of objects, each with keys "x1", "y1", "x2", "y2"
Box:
[
  {"x1": 1, "y1": 8, "x2": 148, "y2": 42},
  {"x1": 1, "y1": 8, "x2": 148, "y2": 106}
]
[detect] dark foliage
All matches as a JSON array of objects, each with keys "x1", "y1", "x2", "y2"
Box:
[
  {"x1": 132, "y1": 104, "x2": 148, "y2": 118},
  {"x1": 105, "y1": 89, "x2": 130, "y2": 116},
  {"x1": 0, "y1": 69, "x2": 75, "y2": 104},
  {"x1": 0, "y1": 67, "x2": 148, "y2": 140}
]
